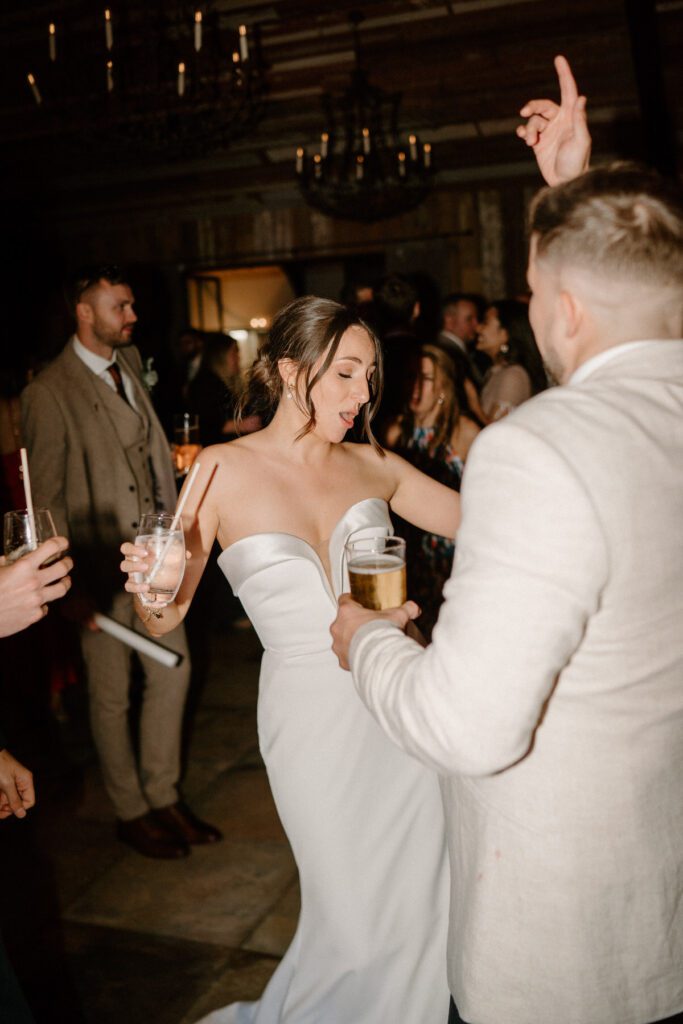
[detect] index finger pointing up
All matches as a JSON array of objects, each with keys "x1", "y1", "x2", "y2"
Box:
[{"x1": 555, "y1": 54, "x2": 579, "y2": 107}]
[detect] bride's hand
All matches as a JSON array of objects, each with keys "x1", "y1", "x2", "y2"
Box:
[
  {"x1": 120, "y1": 541, "x2": 151, "y2": 597},
  {"x1": 331, "y1": 594, "x2": 421, "y2": 671}
]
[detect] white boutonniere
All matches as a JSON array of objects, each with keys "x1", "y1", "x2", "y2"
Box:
[{"x1": 141, "y1": 357, "x2": 159, "y2": 392}]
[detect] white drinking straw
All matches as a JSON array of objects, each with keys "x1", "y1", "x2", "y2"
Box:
[
  {"x1": 146, "y1": 460, "x2": 201, "y2": 584},
  {"x1": 171, "y1": 458, "x2": 201, "y2": 531},
  {"x1": 19, "y1": 448, "x2": 34, "y2": 519},
  {"x1": 19, "y1": 447, "x2": 36, "y2": 547}
]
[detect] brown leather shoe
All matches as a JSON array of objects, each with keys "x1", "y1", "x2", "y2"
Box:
[
  {"x1": 116, "y1": 812, "x2": 190, "y2": 859},
  {"x1": 152, "y1": 801, "x2": 223, "y2": 845}
]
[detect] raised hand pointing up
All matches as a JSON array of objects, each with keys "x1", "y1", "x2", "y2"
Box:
[{"x1": 517, "y1": 55, "x2": 591, "y2": 186}]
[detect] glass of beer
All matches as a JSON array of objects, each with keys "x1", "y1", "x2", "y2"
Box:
[
  {"x1": 172, "y1": 412, "x2": 201, "y2": 477},
  {"x1": 3, "y1": 508, "x2": 58, "y2": 564},
  {"x1": 345, "y1": 535, "x2": 407, "y2": 611},
  {"x1": 134, "y1": 512, "x2": 186, "y2": 609}
]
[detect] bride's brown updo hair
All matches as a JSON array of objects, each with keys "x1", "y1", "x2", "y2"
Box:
[{"x1": 239, "y1": 295, "x2": 384, "y2": 452}]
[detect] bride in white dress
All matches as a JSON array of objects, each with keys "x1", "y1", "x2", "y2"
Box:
[{"x1": 121, "y1": 296, "x2": 460, "y2": 1023}]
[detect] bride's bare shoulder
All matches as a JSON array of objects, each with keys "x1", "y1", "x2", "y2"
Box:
[{"x1": 186, "y1": 435, "x2": 260, "y2": 495}]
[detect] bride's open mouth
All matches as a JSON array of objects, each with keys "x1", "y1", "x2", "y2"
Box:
[{"x1": 340, "y1": 411, "x2": 355, "y2": 428}]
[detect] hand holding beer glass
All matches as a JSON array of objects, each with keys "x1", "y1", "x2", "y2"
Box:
[{"x1": 345, "y1": 535, "x2": 407, "y2": 611}]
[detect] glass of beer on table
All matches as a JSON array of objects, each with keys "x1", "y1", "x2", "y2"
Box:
[
  {"x1": 172, "y1": 412, "x2": 201, "y2": 477},
  {"x1": 3, "y1": 508, "x2": 58, "y2": 564},
  {"x1": 345, "y1": 535, "x2": 407, "y2": 610}
]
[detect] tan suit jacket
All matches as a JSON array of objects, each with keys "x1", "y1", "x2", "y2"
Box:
[
  {"x1": 21, "y1": 340, "x2": 177, "y2": 612},
  {"x1": 351, "y1": 340, "x2": 683, "y2": 1024}
]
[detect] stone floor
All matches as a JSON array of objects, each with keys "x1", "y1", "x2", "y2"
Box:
[{"x1": 0, "y1": 616, "x2": 299, "y2": 1024}]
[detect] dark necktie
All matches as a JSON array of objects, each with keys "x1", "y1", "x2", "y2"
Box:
[{"x1": 107, "y1": 362, "x2": 131, "y2": 406}]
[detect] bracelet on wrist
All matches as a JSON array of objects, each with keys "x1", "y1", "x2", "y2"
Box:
[{"x1": 136, "y1": 595, "x2": 164, "y2": 622}]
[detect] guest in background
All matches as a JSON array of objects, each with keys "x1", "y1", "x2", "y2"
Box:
[
  {"x1": 385, "y1": 345, "x2": 480, "y2": 638},
  {"x1": 437, "y1": 293, "x2": 487, "y2": 422},
  {"x1": 21, "y1": 265, "x2": 220, "y2": 860},
  {"x1": 372, "y1": 274, "x2": 422, "y2": 441},
  {"x1": 177, "y1": 328, "x2": 205, "y2": 403},
  {"x1": 477, "y1": 299, "x2": 547, "y2": 421},
  {"x1": 187, "y1": 333, "x2": 260, "y2": 447}
]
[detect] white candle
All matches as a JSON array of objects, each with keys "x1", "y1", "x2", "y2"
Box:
[
  {"x1": 239, "y1": 24, "x2": 249, "y2": 61},
  {"x1": 106, "y1": 59, "x2": 114, "y2": 92},
  {"x1": 313, "y1": 154, "x2": 322, "y2": 179},
  {"x1": 409, "y1": 134, "x2": 418, "y2": 161},
  {"x1": 362, "y1": 127, "x2": 370, "y2": 154},
  {"x1": 296, "y1": 147, "x2": 304, "y2": 174},
  {"x1": 321, "y1": 132, "x2": 329, "y2": 158},
  {"x1": 49, "y1": 23, "x2": 56, "y2": 62},
  {"x1": 423, "y1": 142, "x2": 432, "y2": 168},
  {"x1": 178, "y1": 62, "x2": 186, "y2": 97},
  {"x1": 104, "y1": 9, "x2": 113, "y2": 51},
  {"x1": 356, "y1": 155, "x2": 364, "y2": 181},
  {"x1": 398, "y1": 151, "x2": 406, "y2": 177},
  {"x1": 27, "y1": 73, "x2": 42, "y2": 106},
  {"x1": 194, "y1": 11, "x2": 202, "y2": 52}
]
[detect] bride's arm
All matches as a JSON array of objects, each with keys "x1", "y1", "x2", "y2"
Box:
[
  {"x1": 121, "y1": 452, "x2": 223, "y2": 636},
  {"x1": 384, "y1": 450, "x2": 460, "y2": 540}
]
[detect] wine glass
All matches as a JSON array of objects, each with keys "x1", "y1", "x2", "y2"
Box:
[
  {"x1": 134, "y1": 512, "x2": 186, "y2": 611},
  {"x1": 3, "y1": 508, "x2": 58, "y2": 564},
  {"x1": 172, "y1": 413, "x2": 201, "y2": 477}
]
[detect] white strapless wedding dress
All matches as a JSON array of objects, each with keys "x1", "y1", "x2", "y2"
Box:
[{"x1": 198, "y1": 498, "x2": 450, "y2": 1024}]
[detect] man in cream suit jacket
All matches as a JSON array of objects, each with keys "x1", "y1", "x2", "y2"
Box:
[
  {"x1": 333, "y1": 163, "x2": 683, "y2": 1021},
  {"x1": 22, "y1": 267, "x2": 220, "y2": 859}
]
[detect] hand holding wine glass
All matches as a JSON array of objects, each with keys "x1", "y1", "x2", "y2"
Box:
[
  {"x1": 4, "y1": 507, "x2": 59, "y2": 564},
  {"x1": 0, "y1": 538, "x2": 73, "y2": 636}
]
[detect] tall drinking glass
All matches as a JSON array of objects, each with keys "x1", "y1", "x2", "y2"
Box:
[
  {"x1": 345, "y1": 535, "x2": 407, "y2": 610},
  {"x1": 173, "y1": 413, "x2": 201, "y2": 477},
  {"x1": 3, "y1": 508, "x2": 58, "y2": 564},
  {"x1": 134, "y1": 512, "x2": 186, "y2": 611}
]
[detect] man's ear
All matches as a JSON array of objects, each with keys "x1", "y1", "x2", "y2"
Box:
[
  {"x1": 76, "y1": 300, "x2": 94, "y2": 325},
  {"x1": 558, "y1": 289, "x2": 583, "y2": 339}
]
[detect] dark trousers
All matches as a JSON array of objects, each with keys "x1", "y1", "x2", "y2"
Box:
[{"x1": 448, "y1": 996, "x2": 683, "y2": 1024}]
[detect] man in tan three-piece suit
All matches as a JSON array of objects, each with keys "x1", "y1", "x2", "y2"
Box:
[
  {"x1": 22, "y1": 266, "x2": 221, "y2": 858},
  {"x1": 333, "y1": 163, "x2": 683, "y2": 1023}
]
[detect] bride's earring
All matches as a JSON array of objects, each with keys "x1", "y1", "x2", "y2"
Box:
[
  {"x1": 286, "y1": 383, "x2": 294, "y2": 400},
  {"x1": 437, "y1": 393, "x2": 445, "y2": 405}
]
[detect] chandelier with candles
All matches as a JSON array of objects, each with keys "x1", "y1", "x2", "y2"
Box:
[
  {"x1": 295, "y1": 12, "x2": 433, "y2": 222},
  {"x1": 24, "y1": 3, "x2": 267, "y2": 159}
]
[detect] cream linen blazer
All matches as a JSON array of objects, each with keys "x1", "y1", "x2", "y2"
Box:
[{"x1": 351, "y1": 340, "x2": 683, "y2": 1024}]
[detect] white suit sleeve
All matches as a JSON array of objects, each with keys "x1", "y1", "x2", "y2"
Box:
[{"x1": 349, "y1": 420, "x2": 609, "y2": 776}]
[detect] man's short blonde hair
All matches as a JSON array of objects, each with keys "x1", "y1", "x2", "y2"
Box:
[{"x1": 529, "y1": 163, "x2": 683, "y2": 294}]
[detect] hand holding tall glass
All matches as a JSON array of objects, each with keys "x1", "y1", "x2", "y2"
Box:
[
  {"x1": 345, "y1": 535, "x2": 407, "y2": 611},
  {"x1": 4, "y1": 508, "x2": 58, "y2": 564},
  {"x1": 134, "y1": 512, "x2": 186, "y2": 613}
]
